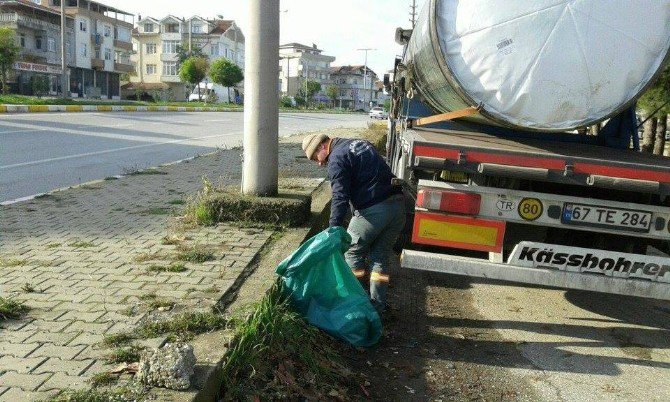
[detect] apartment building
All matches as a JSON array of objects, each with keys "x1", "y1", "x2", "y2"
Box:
[
  {"x1": 129, "y1": 15, "x2": 245, "y2": 101},
  {"x1": 0, "y1": 0, "x2": 74, "y2": 95},
  {"x1": 38, "y1": 0, "x2": 133, "y2": 99},
  {"x1": 329, "y1": 65, "x2": 383, "y2": 111},
  {"x1": 279, "y1": 43, "x2": 335, "y2": 101}
]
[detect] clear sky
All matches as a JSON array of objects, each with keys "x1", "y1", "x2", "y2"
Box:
[{"x1": 103, "y1": 0, "x2": 414, "y2": 77}]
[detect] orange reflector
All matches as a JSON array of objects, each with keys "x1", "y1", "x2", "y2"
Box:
[
  {"x1": 417, "y1": 189, "x2": 481, "y2": 215},
  {"x1": 412, "y1": 211, "x2": 505, "y2": 253}
]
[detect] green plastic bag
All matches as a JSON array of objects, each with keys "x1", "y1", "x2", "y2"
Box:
[{"x1": 275, "y1": 227, "x2": 382, "y2": 348}]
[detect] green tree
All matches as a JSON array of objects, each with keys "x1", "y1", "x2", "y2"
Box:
[
  {"x1": 0, "y1": 28, "x2": 19, "y2": 95},
  {"x1": 176, "y1": 44, "x2": 207, "y2": 64},
  {"x1": 209, "y1": 58, "x2": 244, "y2": 103},
  {"x1": 179, "y1": 56, "x2": 209, "y2": 101},
  {"x1": 31, "y1": 75, "x2": 49, "y2": 98},
  {"x1": 299, "y1": 80, "x2": 321, "y2": 108},
  {"x1": 326, "y1": 85, "x2": 339, "y2": 108},
  {"x1": 638, "y1": 66, "x2": 670, "y2": 154}
]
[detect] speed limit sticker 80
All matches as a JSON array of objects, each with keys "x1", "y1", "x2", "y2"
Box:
[{"x1": 518, "y1": 198, "x2": 543, "y2": 221}]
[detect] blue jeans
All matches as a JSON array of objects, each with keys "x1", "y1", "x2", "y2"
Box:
[{"x1": 345, "y1": 194, "x2": 405, "y2": 313}]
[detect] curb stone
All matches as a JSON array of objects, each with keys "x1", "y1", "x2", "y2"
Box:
[{"x1": 149, "y1": 181, "x2": 332, "y2": 402}]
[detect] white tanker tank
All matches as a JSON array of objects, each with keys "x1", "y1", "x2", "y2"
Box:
[{"x1": 403, "y1": 0, "x2": 670, "y2": 131}]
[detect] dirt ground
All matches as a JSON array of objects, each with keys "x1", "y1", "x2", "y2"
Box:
[{"x1": 340, "y1": 257, "x2": 540, "y2": 402}]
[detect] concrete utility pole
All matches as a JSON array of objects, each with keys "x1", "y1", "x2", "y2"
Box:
[
  {"x1": 242, "y1": 0, "x2": 279, "y2": 196},
  {"x1": 60, "y1": 0, "x2": 68, "y2": 99},
  {"x1": 357, "y1": 48, "x2": 375, "y2": 110}
]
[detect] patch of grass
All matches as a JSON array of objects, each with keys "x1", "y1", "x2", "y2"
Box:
[
  {"x1": 46, "y1": 242, "x2": 61, "y2": 249},
  {"x1": 34, "y1": 193, "x2": 58, "y2": 200},
  {"x1": 112, "y1": 207, "x2": 125, "y2": 212},
  {"x1": 161, "y1": 235, "x2": 187, "y2": 246},
  {"x1": 147, "y1": 263, "x2": 187, "y2": 273},
  {"x1": 175, "y1": 245, "x2": 215, "y2": 263},
  {"x1": 21, "y1": 283, "x2": 38, "y2": 293},
  {"x1": 104, "y1": 176, "x2": 119, "y2": 181},
  {"x1": 137, "y1": 311, "x2": 227, "y2": 339},
  {"x1": 104, "y1": 345, "x2": 143, "y2": 364},
  {"x1": 89, "y1": 372, "x2": 117, "y2": 388},
  {"x1": 0, "y1": 259, "x2": 27, "y2": 267},
  {"x1": 142, "y1": 207, "x2": 170, "y2": 215},
  {"x1": 220, "y1": 282, "x2": 350, "y2": 400},
  {"x1": 168, "y1": 199, "x2": 185, "y2": 205},
  {"x1": 119, "y1": 306, "x2": 138, "y2": 317},
  {"x1": 68, "y1": 241, "x2": 95, "y2": 248},
  {"x1": 79, "y1": 184, "x2": 102, "y2": 190},
  {"x1": 133, "y1": 252, "x2": 166, "y2": 263},
  {"x1": 0, "y1": 297, "x2": 30, "y2": 320},
  {"x1": 51, "y1": 387, "x2": 144, "y2": 402},
  {"x1": 102, "y1": 333, "x2": 134, "y2": 347}
]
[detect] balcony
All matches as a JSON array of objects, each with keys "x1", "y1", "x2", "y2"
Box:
[
  {"x1": 18, "y1": 53, "x2": 48, "y2": 64},
  {"x1": 113, "y1": 39, "x2": 132, "y2": 51},
  {"x1": 160, "y1": 53, "x2": 178, "y2": 62},
  {"x1": 91, "y1": 58, "x2": 104, "y2": 70},
  {"x1": 114, "y1": 62, "x2": 134, "y2": 73},
  {"x1": 0, "y1": 13, "x2": 57, "y2": 32},
  {"x1": 160, "y1": 75, "x2": 180, "y2": 83}
]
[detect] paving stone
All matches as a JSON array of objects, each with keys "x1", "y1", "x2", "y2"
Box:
[
  {"x1": 0, "y1": 372, "x2": 51, "y2": 391},
  {"x1": 0, "y1": 387, "x2": 58, "y2": 402},
  {"x1": 0, "y1": 343, "x2": 41, "y2": 358},
  {"x1": 24, "y1": 332, "x2": 78, "y2": 347},
  {"x1": 39, "y1": 372, "x2": 90, "y2": 391},
  {"x1": 32, "y1": 358, "x2": 95, "y2": 377},
  {"x1": 28, "y1": 344, "x2": 87, "y2": 360},
  {"x1": 0, "y1": 356, "x2": 47, "y2": 374}
]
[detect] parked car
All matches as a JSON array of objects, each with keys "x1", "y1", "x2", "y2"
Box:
[{"x1": 369, "y1": 106, "x2": 388, "y2": 119}]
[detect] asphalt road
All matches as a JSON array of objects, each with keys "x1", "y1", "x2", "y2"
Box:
[{"x1": 0, "y1": 111, "x2": 367, "y2": 203}]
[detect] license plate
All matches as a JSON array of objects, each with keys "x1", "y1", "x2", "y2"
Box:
[{"x1": 561, "y1": 203, "x2": 652, "y2": 233}]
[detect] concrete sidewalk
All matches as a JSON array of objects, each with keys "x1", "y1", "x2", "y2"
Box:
[{"x1": 0, "y1": 136, "x2": 331, "y2": 400}]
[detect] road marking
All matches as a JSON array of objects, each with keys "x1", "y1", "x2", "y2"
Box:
[
  {"x1": 0, "y1": 131, "x2": 241, "y2": 170},
  {"x1": 0, "y1": 128, "x2": 49, "y2": 134}
]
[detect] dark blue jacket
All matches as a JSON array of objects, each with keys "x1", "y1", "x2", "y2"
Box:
[{"x1": 327, "y1": 138, "x2": 400, "y2": 227}]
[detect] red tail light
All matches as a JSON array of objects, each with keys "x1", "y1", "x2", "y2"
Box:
[{"x1": 416, "y1": 189, "x2": 481, "y2": 215}]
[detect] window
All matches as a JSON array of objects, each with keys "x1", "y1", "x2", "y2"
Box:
[
  {"x1": 210, "y1": 44, "x2": 219, "y2": 56},
  {"x1": 48, "y1": 37, "x2": 55, "y2": 52},
  {"x1": 192, "y1": 24, "x2": 203, "y2": 33},
  {"x1": 144, "y1": 23, "x2": 154, "y2": 33},
  {"x1": 95, "y1": 49, "x2": 100, "y2": 59},
  {"x1": 81, "y1": 43, "x2": 87, "y2": 57},
  {"x1": 104, "y1": 48, "x2": 112, "y2": 61},
  {"x1": 35, "y1": 36, "x2": 42, "y2": 50},
  {"x1": 162, "y1": 40, "x2": 178, "y2": 54},
  {"x1": 104, "y1": 26, "x2": 111, "y2": 37},
  {"x1": 146, "y1": 64, "x2": 156, "y2": 75},
  {"x1": 146, "y1": 43, "x2": 156, "y2": 54},
  {"x1": 228, "y1": 50, "x2": 235, "y2": 61},
  {"x1": 19, "y1": 34, "x2": 25, "y2": 48},
  {"x1": 162, "y1": 61, "x2": 177, "y2": 76},
  {"x1": 79, "y1": 20, "x2": 87, "y2": 32},
  {"x1": 166, "y1": 24, "x2": 179, "y2": 33}
]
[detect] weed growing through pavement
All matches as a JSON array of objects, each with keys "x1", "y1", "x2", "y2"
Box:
[
  {"x1": 175, "y1": 245, "x2": 215, "y2": 263},
  {"x1": 0, "y1": 297, "x2": 29, "y2": 320},
  {"x1": 147, "y1": 263, "x2": 187, "y2": 273},
  {"x1": 103, "y1": 176, "x2": 119, "y2": 181},
  {"x1": 122, "y1": 165, "x2": 168, "y2": 176},
  {"x1": 46, "y1": 243, "x2": 61, "y2": 249},
  {"x1": 168, "y1": 199, "x2": 185, "y2": 205},
  {"x1": 0, "y1": 259, "x2": 27, "y2": 267},
  {"x1": 134, "y1": 252, "x2": 167, "y2": 263},
  {"x1": 21, "y1": 283, "x2": 39, "y2": 293},
  {"x1": 137, "y1": 310, "x2": 228, "y2": 340},
  {"x1": 68, "y1": 241, "x2": 95, "y2": 248},
  {"x1": 102, "y1": 333, "x2": 134, "y2": 347},
  {"x1": 104, "y1": 345, "x2": 144, "y2": 364},
  {"x1": 161, "y1": 235, "x2": 188, "y2": 246},
  {"x1": 142, "y1": 207, "x2": 170, "y2": 215},
  {"x1": 89, "y1": 372, "x2": 117, "y2": 388},
  {"x1": 51, "y1": 387, "x2": 145, "y2": 402}
]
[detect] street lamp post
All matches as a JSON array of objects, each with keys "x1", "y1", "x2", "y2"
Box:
[{"x1": 357, "y1": 48, "x2": 375, "y2": 111}]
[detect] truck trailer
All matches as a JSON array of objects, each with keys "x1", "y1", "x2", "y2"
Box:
[{"x1": 388, "y1": 0, "x2": 670, "y2": 300}]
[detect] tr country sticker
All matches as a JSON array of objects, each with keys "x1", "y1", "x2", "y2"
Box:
[
  {"x1": 496, "y1": 199, "x2": 516, "y2": 212},
  {"x1": 518, "y1": 198, "x2": 543, "y2": 221}
]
